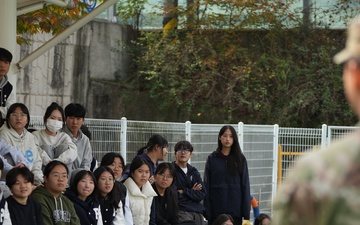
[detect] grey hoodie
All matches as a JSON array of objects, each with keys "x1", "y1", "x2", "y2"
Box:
[{"x1": 62, "y1": 126, "x2": 92, "y2": 171}]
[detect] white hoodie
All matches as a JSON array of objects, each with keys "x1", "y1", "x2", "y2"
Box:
[{"x1": 0, "y1": 125, "x2": 43, "y2": 182}]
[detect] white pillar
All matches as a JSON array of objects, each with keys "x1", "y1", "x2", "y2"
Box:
[
  {"x1": 0, "y1": 0, "x2": 17, "y2": 100},
  {"x1": 272, "y1": 124, "x2": 279, "y2": 204},
  {"x1": 121, "y1": 117, "x2": 127, "y2": 163},
  {"x1": 238, "y1": 122, "x2": 244, "y2": 151}
]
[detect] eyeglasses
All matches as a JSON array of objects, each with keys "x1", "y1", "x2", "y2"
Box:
[
  {"x1": 10, "y1": 113, "x2": 27, "y2": 118},
  {"x1": 51, "y1": 173, "x2": 68, "y2": 180},
  {"x1": 157, "y1": 173, "x2": 173, "y2": 179},
  {"x1": 176, "y1": 148, "x2": 191, "y2": 154},
  {"x1": 110, "y1": 163, "x2": 123, "y2": 170}
]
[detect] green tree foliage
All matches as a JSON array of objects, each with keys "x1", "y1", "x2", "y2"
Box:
[
  {"x1": 116, "y1": 0, "x2": 147, "y2": 31},
  {"x1": 122, "y1": 0, "x2": 358, "y2": 127}
]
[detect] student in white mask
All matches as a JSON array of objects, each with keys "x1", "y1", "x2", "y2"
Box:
[{"x1": 33, "y1": 102, "x2": 77, "y2": 174}]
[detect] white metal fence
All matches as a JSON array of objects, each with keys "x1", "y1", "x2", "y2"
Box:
[{"x1": 28, "y1": 116, "x2": 359, "y2": 217}]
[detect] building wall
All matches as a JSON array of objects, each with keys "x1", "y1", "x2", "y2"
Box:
[{"x1": 16, "y1": 20, "x2": 133, "y2": 118}]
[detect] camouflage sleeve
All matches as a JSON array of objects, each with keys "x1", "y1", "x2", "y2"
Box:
[{"x1": 273, "y1": 146, "x2": 348, "y2": 225}]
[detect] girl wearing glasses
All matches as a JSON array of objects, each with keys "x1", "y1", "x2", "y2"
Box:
[
  {"x1": 123, "y1": 157, "x2": 157, "y2": 225},
  {"x1": 204, "y1": 125, "x2": 251, "y2": 225},
  {"x1": 64, "y1": 170, "x2": 103, "y2": 225},
  {"x1": 152, "y1": 162, "x2": 183, "y2": 225},
  {"x1": 0, "y1": 103, "x2": 43, "y2": 185},
  {"x1": 94, "y1": 166, "x2": 124, "y2": 225},
  {"x1": 30, "y1": 160, "x2": 80, "y2": 225},
  {"x1": 100, "y1": 152, "x2": 133, "y2": 225}
]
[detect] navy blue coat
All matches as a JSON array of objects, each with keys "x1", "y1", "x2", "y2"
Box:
[
  {"x1": 204, "y1": 150, "x2": 250, "y2": 221},
  {"x1": 171, "y1": 162, "x2": 206, "y2": 214},
  {"x1": 64, "y1": 189, "x2": 101, "y2": 225}
]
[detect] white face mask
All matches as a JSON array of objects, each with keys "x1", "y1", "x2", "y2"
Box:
[{"x1": 46, "y1": 119, "x2": 63, "y2": 133}]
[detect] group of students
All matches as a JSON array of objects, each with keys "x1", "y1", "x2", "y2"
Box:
[
  {"x1": 101, "y1": 125, "x2": 270, "y2": 225},
  {"x1": 0, "y1": 93, "x2": 270, "y2": 225},
  {"x1": 0, "y1": 47, "x2": 271, "y2": 225},
  {"x1": 0, "y1": 99, "x2": 97, "y2": 225},
  {"x1": 0, "y1": 101, "x2": 93, "y2": 185}
]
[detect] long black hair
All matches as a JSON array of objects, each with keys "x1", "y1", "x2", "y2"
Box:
[
  {"x1": 217, "y1": 125, "x2": 245, "y2": 175},
  {"x1": 43, "y1": 160, "x2": 69, "y2": 177},
  {"x1": 93, "y1": 166, "x2": 120, "y2": 209},
  {"x1": 100, "y1": 152, "x2": 125, "y2": 169},
  {"x1": 6, "y1": 167, "x2": 34, "y2": 189},
  {"x1": 137, "y1": 134, "x2": 168, "y2": 155}
]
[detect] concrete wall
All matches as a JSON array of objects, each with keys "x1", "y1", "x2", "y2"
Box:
[{"x1": 16, "y1": 20, "x2": 133, "y2": 118}]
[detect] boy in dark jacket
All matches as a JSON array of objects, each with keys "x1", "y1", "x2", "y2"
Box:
[
  {"x1": 172, "y1": 141, "x2": 207, "y2": 225},
  {"x1": 6, "y1": 167, "x2": 44, "y2": 225},
  {"x1": 0, "y1": 48, "x2": 15, "y2": 118}
]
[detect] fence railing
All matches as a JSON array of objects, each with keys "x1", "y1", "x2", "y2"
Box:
[{"x1": 28, "y1": 116, "x2": 359, "y2": 217}]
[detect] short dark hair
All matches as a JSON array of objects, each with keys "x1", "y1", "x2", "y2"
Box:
[
  {"x1": 43, "y1": 160, "x2": 69, "y2": 178},
  {"x1": 65, "y1": 103, "x2": 86, "y2": 118},
  {"x1": 155, "y1": 162, "x2": 176, "y2": 185},
  {"x1": 0, "y1": 47, "x2": 12, "y2": 63},
  {"x1": 100, "y1": 152, "x2": 125, "y2": 169},
  {"x1": 6, "y1": 167, "x2": 34, "y2": 189},
  {"x1": 174, "y1": 140, "x2": 193, "y2": 153},
  {"x1": 6, "y1": 103, "x2": 31, "y2": 129},
  {"x1": 70, "y1": 170, "x2": 97, "y2": 197},
  {"x1": 43, "y1": 102, "x2": 65, "y2": 125}
]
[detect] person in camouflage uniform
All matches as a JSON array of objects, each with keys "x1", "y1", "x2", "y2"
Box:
[{"x1": 273, "y1": 15, "x2": 360, "y2": 225}]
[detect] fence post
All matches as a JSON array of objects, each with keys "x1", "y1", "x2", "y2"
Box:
[
  {"x1": 321, "y1": 124, "x2": 327, "y2": 149},
  {"x1": 121, "y1": 117, "x2": 127, "y2": 163},
  {"x1": 238, "y1": 122, "x2": 244, "y2": 152},
  {"x1": 185, "y1": 121, "x2": 191, "y2": 164},
  {"x1": 185, "y1": 121, "x2": 191, "y2": 142},
  {"x1": 272, "y1": 124, "x2": 279, "y2": 204}
]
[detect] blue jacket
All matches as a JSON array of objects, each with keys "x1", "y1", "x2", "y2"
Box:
[
  {"x1": 171, "y1": 162, "x2": 206, "y2": 214},
  {"x1": 204, "y1": 150, "x2": 250, "y2": 221},
  {"x1": 64, "y1": 189, "x2": 101, "y2": 225}
]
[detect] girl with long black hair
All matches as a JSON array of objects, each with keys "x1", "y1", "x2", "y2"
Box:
[{"x1": 204, "y1": 125, "x2": 250, "y2": 225}]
